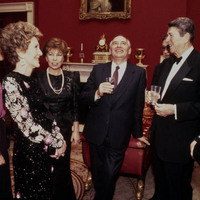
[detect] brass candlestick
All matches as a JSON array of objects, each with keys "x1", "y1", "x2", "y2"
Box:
[
  {"x1": 135, "y1": 48, "x2": 145, "y2": 65},
  {"x1": 79, "y1": 51, "x2": 85, "y2": 63},
  {"x1": 66, "y1": 47, "x2": 73, "y2": 63}
]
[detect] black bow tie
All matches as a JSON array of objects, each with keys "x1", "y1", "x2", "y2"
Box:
[{"x1": 173, "y1": 56, "x2": 182, "y2": 64}]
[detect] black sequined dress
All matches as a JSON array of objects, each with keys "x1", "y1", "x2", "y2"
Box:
[
  {"x1": 3, "y1": 72, "x2": 64, "y2": 199},
  {"x1": 36, "y1": 70, "x2": 80, "y2": 200}
]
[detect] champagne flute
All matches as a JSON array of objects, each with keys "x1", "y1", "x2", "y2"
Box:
[
  {"x1": 106, "y1": 77, "x2": 114, "y2": 94},
  {"x1": 150, "y1": 85, "x2": 161, "y2": 107}
]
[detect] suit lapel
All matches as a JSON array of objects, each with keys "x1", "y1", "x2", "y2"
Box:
[
  {"x1": 102, "y1": 62, "x2": 112, "y2": 82},
  {"x1": 162, "y1": 58, "x2": 192, "y2": 102},
  {"x1": 159, "y1": 59, "x2": 174, "y2": 95},
  {"x1": 101, "y1": 62, "x2": 113, "y2": 104}
]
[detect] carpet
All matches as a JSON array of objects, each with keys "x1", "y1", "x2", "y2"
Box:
[
  {"x1": 71, "y1": 168, "x2": 85, "y2": 200},
  {"x1": 70, "y1": 159, "x2": 88, "y2": 200},
  {"x1": 71, "y1": 143, "x2": 155, "y2": 200},
  {"x1": 9, "y1": 141, "x2": 200, "y2": 200},
  {"x1": 71, "y1": 143, "x2": 200, "y2": 200}
]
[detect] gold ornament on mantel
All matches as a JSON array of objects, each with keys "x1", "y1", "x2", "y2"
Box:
[
  {"x1": 66, "y1": 47, "x2": 73, "y2": 63},
  {"x1": 135, "y1": 48, "x2": 145, "y2": 66},
  {"x1": 92, "y1": 34, "x2": 111, "y2": 64}
]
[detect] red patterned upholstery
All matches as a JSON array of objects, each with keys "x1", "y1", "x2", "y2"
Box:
[{"x1": 81, "y1": 103, "x2": 154, "y2": 199}]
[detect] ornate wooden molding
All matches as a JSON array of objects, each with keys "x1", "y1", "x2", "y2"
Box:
[{"x1": 0, "y1": 2, "x2": 34, "y2": 24}]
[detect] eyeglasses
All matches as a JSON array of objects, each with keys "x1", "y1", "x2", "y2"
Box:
[{"x1": 162, "y1": 45, "x2": 170, "y2": 51}]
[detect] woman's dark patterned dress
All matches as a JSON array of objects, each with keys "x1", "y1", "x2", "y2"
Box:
[
  {"x1": 3, "y1": 72, "x2": 64, "y2": 199},
  {"x1": 36, "y1": 70, "x2": 80, "y2": 200}
]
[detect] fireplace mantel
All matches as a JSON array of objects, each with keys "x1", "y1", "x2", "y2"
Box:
[
  {"x1": 62, "y1": 62, "x2": 148, "y2": 83},
  {"x1": 62, "y1": 62, "x2": 94, "y2": 83}
]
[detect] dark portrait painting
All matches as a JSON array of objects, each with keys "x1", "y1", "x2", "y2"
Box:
[
  {"x1": 110, "y1": 0, "x2": 124, "y2": 11},
  {"x1": 80, "y1": 0, "x2": 131, "y2": 20},
  {"x1": 87, "y1": 0, "x2": 124, "y2": 13}
]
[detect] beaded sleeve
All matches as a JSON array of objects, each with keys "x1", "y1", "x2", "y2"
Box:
[{"x1": 3, "y1": 76, "x2": 63, "y2": 149}]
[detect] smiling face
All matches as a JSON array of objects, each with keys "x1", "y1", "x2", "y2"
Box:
[
  {"x1": 165, "y1": 27, "x2": 188, "y2": 57},
  {"x1": 162, "y1": 39, "x2": 171, "y2": 59},
  {"x1": 110, "y1": 36, "x2": 131, "y2": 63},
  {"x1": 45, "y1": 48, "x2": 64, "y2": 72},
  {"x1": 22, "y1": 37, "x2": 42, "y2": 69}
]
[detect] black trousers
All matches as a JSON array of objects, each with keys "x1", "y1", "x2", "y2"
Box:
[
  {"x1": 89, "y1": 139, "x2": 126, "y2": 200},
  {"x1": 151, "y1": 155, "x2": 194, "y2": 200}
]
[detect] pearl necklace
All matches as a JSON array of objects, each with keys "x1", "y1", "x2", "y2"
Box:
[{"x1": 46, "y1": 68, "x2": 64, "y2": 94}]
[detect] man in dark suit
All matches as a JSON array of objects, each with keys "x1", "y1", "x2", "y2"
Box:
[
  {"x1": 149, "y1": 17, "x2": 200, "y2": 200},
  {"x1": 80, "y1": 35, "x2": 149, "y2": 200}
]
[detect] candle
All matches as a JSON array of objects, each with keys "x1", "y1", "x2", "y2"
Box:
[{"x1": 81, "y1": 43, "x2": 83, "y2": 51}]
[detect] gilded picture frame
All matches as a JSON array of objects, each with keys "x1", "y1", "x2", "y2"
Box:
[{"x1": 79, "y1": 0, "x2": 131, "y2": 20}]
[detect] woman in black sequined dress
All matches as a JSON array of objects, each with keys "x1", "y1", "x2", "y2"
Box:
[
  {"x1": 1, "y1": 22, "x2": 66, "y2": 199},
  {"x1": 36, "y1": 38, "x2": 80, "y2": 200}
]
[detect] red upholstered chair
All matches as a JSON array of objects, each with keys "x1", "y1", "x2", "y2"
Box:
[{"x1": 81, "y1": 103, "x2": 154, "y2": 200}]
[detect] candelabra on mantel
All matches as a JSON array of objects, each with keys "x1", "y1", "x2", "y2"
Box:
[
  {"x1": 66, "y1": 47, "x2": 73, "y2": 63},
  {"x1": 135, "y1": 48, "x2": 145, "y2": 66},
  {"x1": 79, "y1": 43, "x2": 85, "y2": 63}
]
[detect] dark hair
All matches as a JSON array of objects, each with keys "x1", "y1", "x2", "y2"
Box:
[
  {"x1": 0, "y1": 21, "x2": 42, "y2": 65},
  {"x1": 42, "y1": 38, "x2": 68, "y2": 59},
  {"x1": 168, "y1": 17, "x2": 195, "y2": 43}
]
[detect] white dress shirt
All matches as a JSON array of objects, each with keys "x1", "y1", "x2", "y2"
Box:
[
  {"x1": 161, "y1": 46, "x2": 194, "y2": 119},
  {"x1": 111, "y1": 61, "x2": 127, "y2": 85},
  {"x1": 95, "y1": 61, "x2": 127, "y2": 100}
]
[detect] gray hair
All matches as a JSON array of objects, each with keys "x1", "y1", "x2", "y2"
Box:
[
  {"x1": 168, "y1": 17, "x2": 195, "y2": 43},
  {"x1": 109, "y1": 35, "x2": 131, "y2": 48}
]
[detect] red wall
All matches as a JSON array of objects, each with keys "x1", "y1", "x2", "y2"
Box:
[{"x1": 1, "y1": 0, "x2": 200, "y2": 86}]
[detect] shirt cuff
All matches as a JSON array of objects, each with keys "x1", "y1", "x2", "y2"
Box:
[
  {"x1": 94, "y1": 90, "x2": 101, "y2": 101},
  {"x1": 174, "y1": 104, "x2": 177, "y2": 120}
]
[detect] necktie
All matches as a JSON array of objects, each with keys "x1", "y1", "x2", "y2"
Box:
[{"x1": 113, "y1": 66, "x2": 120, "y2": 89}]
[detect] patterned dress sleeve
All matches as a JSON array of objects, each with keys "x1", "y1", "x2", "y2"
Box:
[{"x1": 3, "y1": 76, "x2": 63, "y2": 149}]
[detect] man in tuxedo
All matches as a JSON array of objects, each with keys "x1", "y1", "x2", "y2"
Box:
[
  {"x1": 80, "y1": 35, "x2": 149, "y2": 200},
  {"x1": 149, "y1": 17, "x2": 200, "y2": 200}
]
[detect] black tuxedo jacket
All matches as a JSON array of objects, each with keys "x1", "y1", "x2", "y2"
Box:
[
  {"x1": 151, "y1": 49, "x2": 200, "y2": 163},
  {"x1": 80, "y1": 62, "x2": 146, "y2": 149}
]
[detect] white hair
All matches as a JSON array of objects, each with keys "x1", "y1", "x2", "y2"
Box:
[{"x1": 109, "y1": 35, "x2": 131, "y2": 48}]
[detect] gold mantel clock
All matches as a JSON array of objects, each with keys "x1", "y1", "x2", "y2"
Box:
[{"x1": 92, "y1": 34, "x2": 111, "y2": 64}]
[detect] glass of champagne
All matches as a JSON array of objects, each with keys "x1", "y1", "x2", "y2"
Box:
[
  {"x1": 150, "y1": 85, "x2": 161, "y2": 107},
  {"x1": 106, "y1": 77, "x2": 114, "y2": 94}
]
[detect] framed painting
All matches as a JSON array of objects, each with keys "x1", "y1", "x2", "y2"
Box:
[{"x1": 79, "y1": 0, "x2": 131, "y2": 20}]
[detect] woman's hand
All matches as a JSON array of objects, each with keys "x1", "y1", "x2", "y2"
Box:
[
  {"x1": 71, "y1": 130, "x2": 80, "y2": 145},
  {"x1": 50, "y1": 140, "x2": 67, "y2": 159},
  {"x1": 71, "y1": 121, "x2": 80, "y2": 145}
]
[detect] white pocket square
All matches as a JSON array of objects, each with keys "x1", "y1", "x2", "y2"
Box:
[{"x1": 182, "y1": 78, "x2": 193, "y2": 81}]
